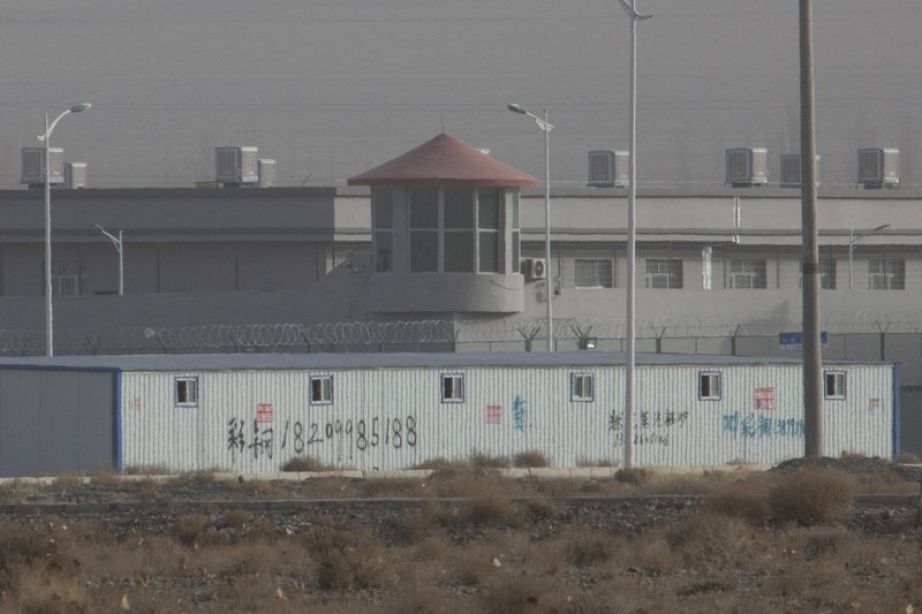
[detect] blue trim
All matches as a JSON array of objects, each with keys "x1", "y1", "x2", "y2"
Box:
[
  {"x1": 113, "y1": 370, "x2": 123, "y2": 472},
  {"x1": 893, "y1": 363, "x2": 902, "y2": 460},
  {"x1": 0, "y1": 364, "x2": 117, "y2": 374}
]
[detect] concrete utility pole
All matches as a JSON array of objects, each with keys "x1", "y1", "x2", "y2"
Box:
[
  {"x1": 799, "y1": 0, "x2": 823, "y2": 458},
  {"x1": 618, "y1": 0, "x2": 651, "y2": 469}
]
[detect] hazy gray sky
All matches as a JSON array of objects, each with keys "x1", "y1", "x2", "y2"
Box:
[{"x1": 0, "y1": 1, "x2": 919, "y2": 188}]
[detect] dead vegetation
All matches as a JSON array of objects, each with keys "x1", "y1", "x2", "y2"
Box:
[{"x1": 0, "y1": 459, "x2": 919, "y2": 613}]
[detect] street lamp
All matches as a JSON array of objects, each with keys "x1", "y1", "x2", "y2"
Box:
[
  {"x1": 848, "y1": 224, "x2": 890, "y2": 290},
  {"x1": 618, "y1": 0, "x2": 651, "y2": 468},
  {"x1": 508, "y1": 102, "x2": 554, "y2": 352},
  {"x1": 95, "y1": 225, "x2": 124, "y2": 296},
  {"x1": 37, "y1": 102, "x2": 92, "y2": 357}
]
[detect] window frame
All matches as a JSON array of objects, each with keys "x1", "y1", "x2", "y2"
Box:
[
  {"x1": 698, "y1": 371, "x2": 722, "y2": 401},
  {"x1": 309, "y1": 374, "x2": 334, "y2": 406},
  {"x1": 726, "y1": 258, "x2": 768, "y2": 290},
  {"x1": 574, "y1": 258, "x2": 614, "y2": 289},
  {"x1": 570, "y1": 372, "x2": 595, "y2": 403},
  {"x1": 372, "y1": 187, "x2": 395, "y2": 273},
  {"x1": 645, "y1": 258, "x2": 684, "y2": 289},
  {"x1": 409, "y1": 187, "x2": 506, "y2": 275},
  {"x1": 441, "y1": 373, "x2": 465, "y2": 404},
  {"x1": 868, "y1": 257, "x2": 906, "y2": 290},
  {"x1": 174, "y1": 376, "x2": 200, "y2": 408},
  {"x1": 824, "y1": 370, "x2": 847, "y2": 400}
]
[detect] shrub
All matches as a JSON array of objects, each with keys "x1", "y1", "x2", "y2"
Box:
[
  {"x1": 308, "y1": 526, "x2": 393, "y2": 592},
  {"x1": 480, "y1": 574, "x2": 563, "y2": 614},
  {"x1": 614, "y1": 467, "x2": 651, "y2": 486},
  {"x1": 512, "y1": 450, "x2": 550, "y2": 468},
  {"x1": 469, "y1": 452, "x2": 510, "y2": 469},
  {"x1": 709, "y1": 485, "x2": 771, "y2": 526},
  {"x1": 281, "y1": 456, "x2": 333, "y2": 472},
  {"x1": 466, "y1": 490, "x2": 516, "y2": 526},
  {"x1": 174, "y1": 513, "x2": 209, "y2": 545},
  {"x1": 897, "y1": 451, "x2": 921, "y2": 464},
  {"x1": 136, "y1": 479, "x2": 160, "y2": 503},
  {"x1": 666, "y1": 513, "x2": 752, "y2": 564},
  {"x1": 768, "y1": 469, "x2": 853, "y2": 526},
  {"x1": 566, "y1": 530, "x2": 615, "y2": 568},
  {"x1": 222, "y1": 509, "x2": 253, "y2": 529}
]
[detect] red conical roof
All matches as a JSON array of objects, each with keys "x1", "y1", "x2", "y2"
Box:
[{"x1": 348, "y1": 133, "x2": 540, "y2": 188}]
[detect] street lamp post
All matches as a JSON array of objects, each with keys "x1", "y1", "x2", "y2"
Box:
[
  {"x1": 848, "y1": 224, "x2": 890, "y2": 290},
  {"x1": 38, "y1": 103, "x2": 92, "y2": 357},
  {"x1": 618, "y1": 0, "x2": 651, "y2": 468},
  {"x1": 508, "y1": 103, "x2": 555, "y2": 352},
  {"x1": 95, "y1": 225, "x2": 124, "y2": 296}
]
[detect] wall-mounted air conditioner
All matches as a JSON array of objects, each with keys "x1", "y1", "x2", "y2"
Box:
[
  {"x1": 522, "y1": 258, "x2": 547, "y2": 281},
  {"x1": 857, "y1": 148, "x2": 900, "y2": 188},
  {"x1": 64, "y1": 162, "x2": 87, "y2": 189},
  {"x1": 588, "y1": 151, "x2": 629, "y2": 188},
  {"x1": 780, "y1": 154, "x2": 820, "y2": 188},
  {"x1": 216, "y1": 146, "x2": 259, "y2": 186},
  {"x1": 257, "y1": 159, "x2": 277, "y2": 188},
  {"x1": 21, "y1": 147, "x2": 64, "y2": 187},
  {"x1": 726, "y1": 148, "x2": 768, "y2": 187}
]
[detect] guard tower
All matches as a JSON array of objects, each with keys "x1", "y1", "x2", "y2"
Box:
[{"x1": 348, "y1": 134, "x2": 539, "y2": 314}]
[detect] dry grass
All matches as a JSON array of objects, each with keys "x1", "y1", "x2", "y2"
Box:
[
  {"x1": 768, "y1": 468, "x2": 853, "y2": 525},
  {"x1": 173, "y1": 513, "x2": 209, "y2": 545},
  {"x1": 469, "y1": 452, "x2": 511, "y2": 469},
  {"x1": 280, "y1": 455, "x2": 334, "y2": 472},
  {"x1": 897, "y1": 451, "x2": 921, "y2": 464},
  {"x1": 614, "y1": 467, "x2": 651, "y2": 486},
  {"x1": 512, "y1": 450, "x2": 550, "y2": 468},
  {"x1": 576, "y1": 457, "x2": 617, "y2": 468}
]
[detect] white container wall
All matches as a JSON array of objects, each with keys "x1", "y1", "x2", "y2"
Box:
[{"x1": 120, "y1": 363, "x2": 895, "y2": 472}]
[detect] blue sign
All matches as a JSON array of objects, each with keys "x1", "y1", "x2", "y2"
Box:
[{"x1": 779, "y1": 331, "x2": 828, "y2": 348}]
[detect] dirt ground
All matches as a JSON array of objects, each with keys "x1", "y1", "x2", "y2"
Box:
[{"x1": 0, "y1": 457, "x2": 920, "y2": 613}]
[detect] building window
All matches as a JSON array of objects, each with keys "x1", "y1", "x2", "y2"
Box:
[
  {"x1": 441, "y1": 373, "x2": 464, "y2": 403},
  {"x1": 868, "y1": 258, "x2": 905, "y2": 290},
  {"x1": 799, "y1": 257, "x2": 836, "y2": 290},
  {"x1": 699, "y1": 372, "x2": 721, "y2": 401},
  {"x1": 410, "y1": 187, "x2": 440, "y2": 273},
  {"x1": 175, "y1": 376, "x2": 199, "y2": 407},
  {"x1": 824, "y1": 371, "x2": 846, "y2": 400},
  {"x1": 444, "y1": 188, "x2": 475, "y2": 273},
  {"x1": 645, "y1": 259, "x2": 683, "y2": 289},
  {"x1": 372, "y1": 188, "x2": 394, "y2": 272},
  {"x1": 410, "y1": 187, "x2": 507, "y2": 274},
  {"x1": 478, "y1": 188, "x2": 501, "y2": 273},
  {"x1": 727, "y1": 259, "x2": 767, "y2": 289},
  {"x1": 575, "y1": 259, "x2": 614, "y2": 289},
  {"x1": 570, "y1": 373, "x2": 594, "y2": 402},
  {"x1": 42, "y1": 260, "x2": 82, "y2": 297},
  {"x1": 511, "y1": 192, "x2": 521, "y2": 275},
  {"x1": 310, "y1": 375, "x2": 334, "y2": 405}
]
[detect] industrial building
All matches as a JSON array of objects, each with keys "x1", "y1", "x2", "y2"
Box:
[{"x1": 0, "y1": 352, "x2": 898, "y2": 476}]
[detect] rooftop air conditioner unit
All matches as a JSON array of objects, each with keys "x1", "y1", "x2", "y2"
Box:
[
  {"x1": 215, "y1": 146, "x2": 259, "y2": 186},
  {"x1": 258, "y1": 158, "x2": 277, "y2": 188},
  {"x1": 857, "y1": 148, "x2": 900, "y2": 188},
  {"x1": 64, "y1": 162, "x2": 87, "y2": 189},
  {"x1": 588, "y1": 151, "x2": 629, "y2": 188},
  {"x1": 780, "y1": 154, "x2": 820, "y2": 188},
  {"x1": 726, "y1": 148, "x2": 768, "y2": 187},
  {"x1": 522, "y1": 258, "x2": 547, "y2": 281},
  {"x1": 21, "y1": 147, "x2": 64, "y2": 187}
]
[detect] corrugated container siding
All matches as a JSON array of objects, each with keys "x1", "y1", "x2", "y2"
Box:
[{"x1": 120, "y1": 364, "x2": 893, "y2": 472}]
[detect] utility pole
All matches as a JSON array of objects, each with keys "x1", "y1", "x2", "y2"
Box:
[
  {"x1": 800, "y1": 0, "x2": 823, "y2": 457},
  {"x1": 618, "y1": 0, "x2": 651, "y2": 469}
]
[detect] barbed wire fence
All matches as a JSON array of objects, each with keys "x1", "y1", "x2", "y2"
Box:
[{"x1": 0, "y1": 310, "x2": 920, "y2": 357}]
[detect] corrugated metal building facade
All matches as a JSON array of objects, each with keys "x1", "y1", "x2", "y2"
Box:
[{"x1": 0, "y1": 353, "x2": 899, "y2": 476}]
